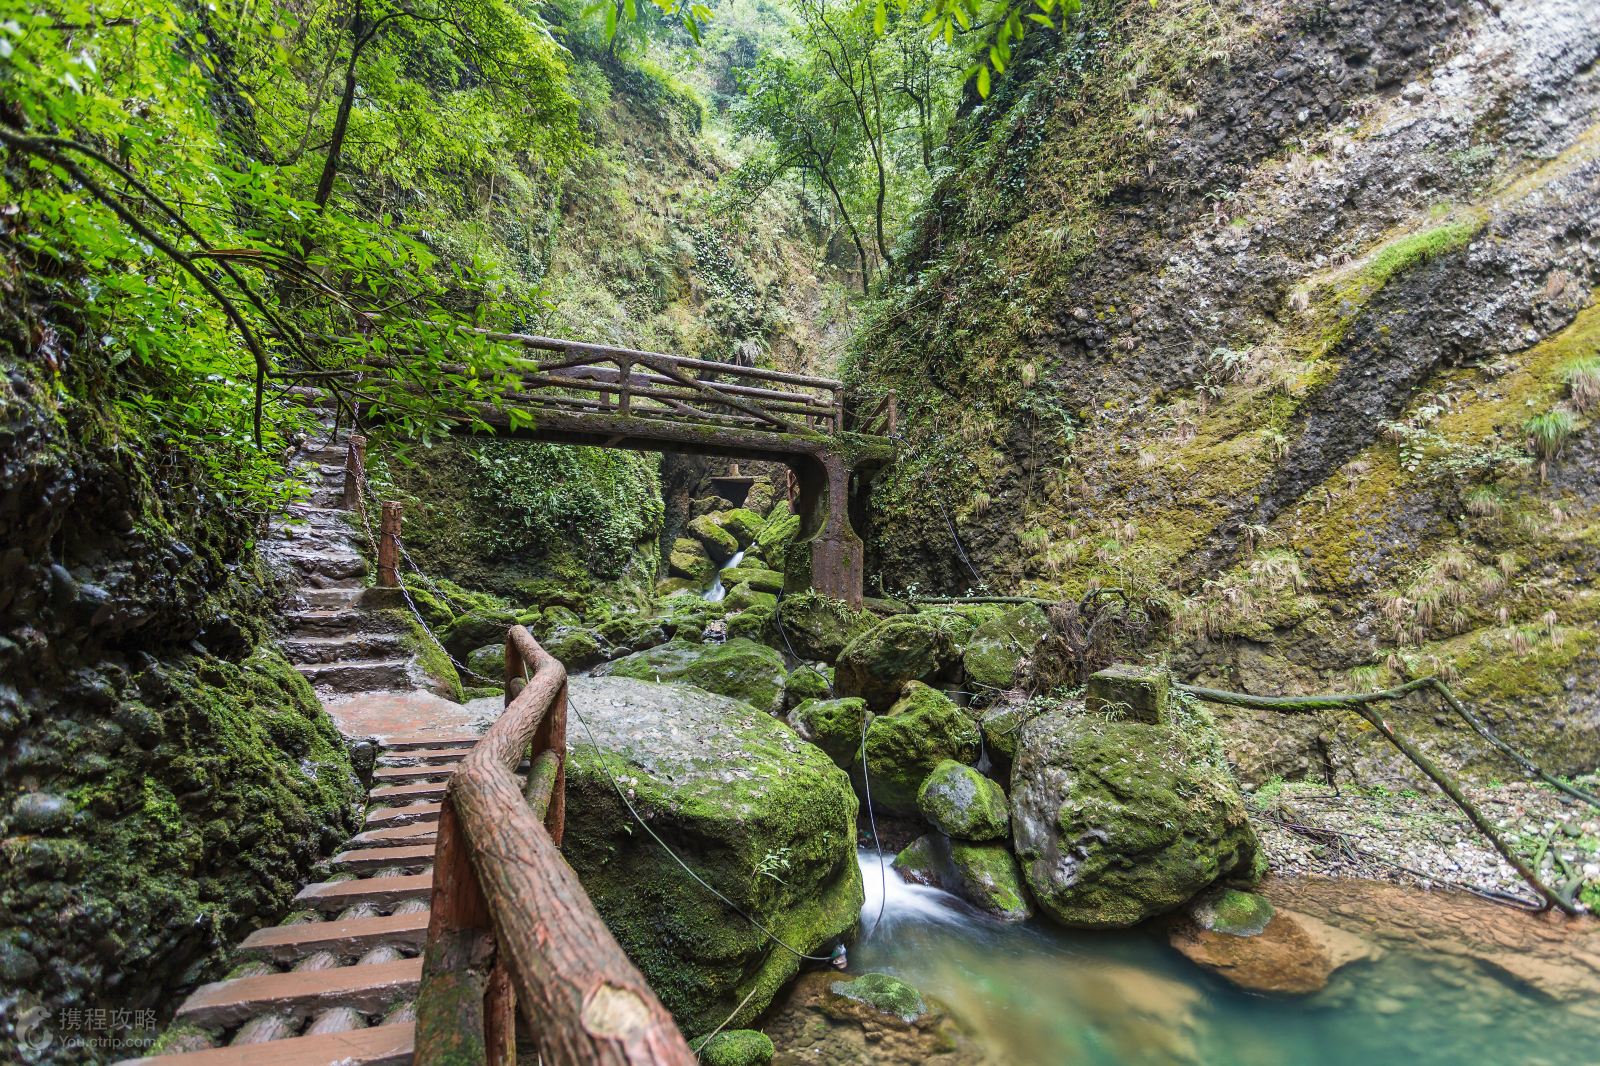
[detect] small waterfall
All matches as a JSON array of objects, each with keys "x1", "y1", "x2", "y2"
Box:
[
  {"x1": 857, "y1": 849, "x2": 972, "y2": 933},
  {"x1": 702, "y1": 549, "x2": 745, "y2": 602}
]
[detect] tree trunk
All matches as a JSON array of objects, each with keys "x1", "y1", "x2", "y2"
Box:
[{"x1": 314, "y1": 4, "x2": 366, "y2": 210}]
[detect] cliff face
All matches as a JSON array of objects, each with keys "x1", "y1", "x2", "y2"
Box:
[
  {"x1": 0, "y1": 360, "x2": 363, "y2": 1035},
  {"x1": 853, "y1": 0, "x2": 1600, "y2": 784}
]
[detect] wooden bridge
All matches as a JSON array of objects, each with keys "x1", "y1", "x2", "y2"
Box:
[{"x1": 374, "y1": 329, "x2": 897, "y2": 605}]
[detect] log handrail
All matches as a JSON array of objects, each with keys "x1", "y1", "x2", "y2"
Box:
[{"x1": 415, "y1": 626, "x2": 696, "y2": 1065}]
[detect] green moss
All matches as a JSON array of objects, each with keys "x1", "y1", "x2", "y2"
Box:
[
  {"x1": 917, "y1": 760, "x2": 1009, "y2": 841},
  {"x1": 860, "y1": 682, "x2": 981, "y2": 815},
  {"x1": 836, "y1": 612, "x2": 969, "y2": 710},
  {"x1": 669, "y1": 536, "x2": 717, "y2": 584},
  {"x1": 1193, "y1": 887, "x2": 1275, "y2": 936},
  {"x1": 787, "y1": 696, "x2": 869, "y2": 768},
  {"x1": 773, "y1": 591, "x2": 876, "y2": 662},
  {"x1": 563, "y1": 680, "x2": 861, "y2": 1035},
  {"x1": 597, "y1": 638, "x2": 788, "y2": 713},
  {"x1": 947, "y1": 840, "x2": 1031, "y2": 921},
  {"x1": 962, "y1": 603, "x2": 1052, "y2": 692},
  {"x1": 828, "y1": 973, "x2": 927, "y2": 1024},
  {"x1": 688, "y1": 513, "x2": 740, "y2": 563},
  {"x1": 720, "y1": 565, "x2": 785, "y2": 594},
  {"x1": 400, "y1": 612, "x2": 465, "y2": 699},
  {"x1": 691, "y1": 1029, "x2": 775, "y2": 1066}
]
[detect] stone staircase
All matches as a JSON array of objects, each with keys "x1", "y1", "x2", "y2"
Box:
[
  {"x1": 119, "y1": 429, "x2": 489, "y2": 1065},
  {"x1": 120, "y1": 733, "x2": 477, "y2": 1065},
  {"x1": 265, "y1": 438, "x2": 427, "y2": 697}
]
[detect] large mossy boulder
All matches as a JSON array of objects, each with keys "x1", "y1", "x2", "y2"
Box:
[
  {"x1": 563, "y1": 677, "x2": 863, "y2": 1035},
  {"x1": 719, "y1": 565, "x2": 785, "y2": 594},
  {"x1": 774, "y1": 592, "x2": 876, "y2": 662},
  {"x1": 961, "y1": 603, "x2": 1052, "y2": 692},
  {"x1": 754, "y1": 511, "x2": 800, "y2": 573},
  {"x1": 1010, "y1": 702, "x2": 1262, "y2": 928},
  {"x1": 596, "y1": 638, "x2": 787, "y2": 714},
  {"x1": 543, "y1": 626, "x2": 607, "y2": 670},
  {"x1": 719, "y1": 508, "x2": 768, "y2": 548},
  {"x1": 438, "y1": 604, "x2": 520, "y2": 659},
  {"x1": 788, "y1": 696, "x2": 869, "y2": 768},
  {"x1": 724, "y1": 582, "x2": 776, "y2": 613},
  {"x1": 692, "y1": 1030, "x2": 774, "y2": 1066},
  {"x1": 669, "y1": 536, "x2": 717, "y2": 584},
  {"x1": 859, "y1": 682, "x2": 980, "y2": 814},
  {"x1": 688, "y1": 513, "x2": 740, "y2": 563},
  {"x1": 917, "y1": 760, "x2": 1009, "y2": 841},
  {"x1": 836, "y1": 613, "x2": 968, "y2": 710}
]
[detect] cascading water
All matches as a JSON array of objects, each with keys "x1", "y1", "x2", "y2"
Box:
[
  {"x1": 702, "y1": 548, "x2": 745, "y2": 602},
  {"x1": 832, "y1": 851, "x2": 1598, "y2": 1066}
]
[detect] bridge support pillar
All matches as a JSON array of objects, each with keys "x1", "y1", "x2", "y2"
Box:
[{"x1": 786, "y1": 450, "x2": 864, "y2": 607}]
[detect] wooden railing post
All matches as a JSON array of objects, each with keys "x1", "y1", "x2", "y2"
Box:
[
  {"x1": 616, "y1": 358, "x2": 631, "y2": 417},
  {"x1": 342, "y1": 433, "x2": 367, "y2": 511},
  {"x1": 416, "y1": 800, "x2": 494, "y2": 1064},
  {"x1": 378, "y1": 501, "x2": 402, "y2": 587}
]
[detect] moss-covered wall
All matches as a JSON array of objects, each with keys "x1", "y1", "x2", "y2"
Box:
[
  {"x1": 0, "y1": 362, "x2": 362, "y2": 1044},
  {"x1": 849, "y1": 0, "x2": 1600, "y2": 785}
]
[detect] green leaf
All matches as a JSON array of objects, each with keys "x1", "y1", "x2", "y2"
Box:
[{"x1": 976, "y1": 64, "x2": 990, "y2": 97}]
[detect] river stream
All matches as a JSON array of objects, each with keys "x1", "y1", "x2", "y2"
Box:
[{"x1": 762, "y1": 850, "x2": 1600, "y2": 1065}]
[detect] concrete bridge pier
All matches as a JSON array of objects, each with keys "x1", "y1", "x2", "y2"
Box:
[{"x1": 786, "y1": 449, "x2": 866, "y2": 607}]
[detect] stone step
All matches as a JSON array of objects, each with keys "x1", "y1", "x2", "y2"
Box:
[
  {"x1": 283, "y1": 609, "x2": 366, "y2": 636},
  {"x1": 349, "y1": 822, "x2": 438, "y2": 848},
  {"x1": 172, "y1": 958, "x2": 421, "y2": 1028},
  {"x1": 296, "y1": 874, "x2": 433, "y2": 913},
  {"x1": 300, "y1": 587, "x2": 364, "y2": 610},
  {"x1": 363, "y1": 803, "x2": 441, "y2": 829},
  {"x1": 282, "y1": 633, "x2": 408, "y2": 666},
  {"x1": 240, "y1": 911, "x2": 430, "y2": 964},
  {"x1": 116, "y1": 1022, "x2": 414, "y2": 1066},
  {"x1": 377, "y1": 748, "x2": 468, "y2": 767},
  {"x1": 381, "y1": 735, "x2": 480, "y2": 751},
  {"x1": 329, "y1": 844, "x2": 436, "y2": 873},
  {"x1": 276, "y1": 548, "x2": 369, "y2": 581},
  {"x1": 372, "y1": 763, "x2": 456, "y2": 782},
  {"x1": 367, "y1": 780, "x2": 448, "y2": 803},
  {"x1": 298, "y1": 659, "x2": 414, "y2": 693}
]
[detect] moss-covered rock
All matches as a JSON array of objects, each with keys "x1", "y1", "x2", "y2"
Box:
[
  {"x1": 891, "y1": 834, "x2": 941, "y2": 885},
  {"x1": 596, "y1": 638, "x2": 788, "y2": 714},
  {"x1": 669, "y1": 536, "x2": 717, "y2": 584},
  {"x1": 725, "y1": 582, "x2": 777, "y2": 613},
  {"x1": 688, "y1": 513, "x2": 740, "y2": 563},
  {"x1": 859, "y1": 682, "x2": 980, "y2": 814},
  {"x1": 961, "y1": 603, "x2": 1052, "y2": 692},
  {"x1": 744, "y1": 478, "x2": 779, "y2": 517},
  {"x1": 836, "y1": 614, "x2": 967, "y2": 710},
  {"x1": 754, "y1": 511, "x2": 800, "y2": 573},
  {"x1": 826, "y1": 973, "x2": 928, "y2": 1026},
  {"x1": 544, "y1": 626, "x2": 608, "y2": 670},
  {"x1": 438, "y1": 604, "x2": 521, "y2": 659},
  {"x1": 782, "y1": 664, "x2": 834, "y2": 710},
  {"x1": 719, "y1": 508, "x2": 768, "y2": 548},
  {"x1": 978, "y1": 700, "x2": 1028, "y2": 768},
  {"x1": 725, "y1": 604, "x2": 775, "y2": 643},
  {"x1": 655, "y1": 576, "x2": 699, "y2": 597},
  {"x1": 774, "y1": 592, "x2": 877, "y2": 662},
  {"x1": 1011, "y1": 703, "x2": 1261, "y2": 928},
  {"x1": 787, "y1": 696, "x2": 869, "y2": 768},
  {"x1": 466, "y1": 643, "x2": 504, "y2": 681},
  {"x1": 917, "y1": 760, "x2": 1009, "y2": 841},
  {"x1": 720, "y1": 565, "x2": 785, "y2": 595},
  {"x1": 595, "y1": 613, "x2": 667, "y2": 655},
  {"x1": 947, "y1": 840, "x2": 1031, "y2": 921},
  {"x1": 692, "y1": 1029, "x2": 775, "y2": 1066},
  {"x1": 564, "y1": 677, "x2": 862, "y2": 1036},
  {"x1": 1192, "y1": 887, "x2": 1276, "y2": 936}
]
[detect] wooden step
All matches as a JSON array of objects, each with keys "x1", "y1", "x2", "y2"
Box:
[
  {"x1": 117, "y1": 1023, "x2": 414, "y2": 1066},
  {"x1": 350, "y1": 822, "x2": 438, "y2": 848},
  {"x1": 296, "y1": 874, "x2": 432, "y2": 912},
  {"x1": 331, "y1": 844, "x2": 435, "y2": 872},
  {"x1": 381, "y1": 734, "x2": 480, "y2": 751},
  {"x1": 368, "y1": 780, "x2": 448, "y2": 802},
  {"x1": 173, "y1": 959, "x2": 421, "y2": 1027},
  {"x1": 240, "y1": 911, "x2": 430, "y2": 963},
  {"x1": 373, "y1": 764, "x2": 456, "y2": 782},
  {"x1": 378, "y1": 748, "x2": 469, "y2": 766},
  {"x1": 364, "y1": 802, "x2": 440, "y2": 829}
]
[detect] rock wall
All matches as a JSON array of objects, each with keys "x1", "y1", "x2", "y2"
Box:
[
  {"x1": 851, "y1": 0, "x2": 1600, "y2": 785},
  {"x1": 0, "y1": 364, "x2": 362, "y2": 1049}
]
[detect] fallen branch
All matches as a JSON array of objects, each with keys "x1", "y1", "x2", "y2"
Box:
[{"x1": 1177, "y1": 679, "x2": 1581, "y2": 916}]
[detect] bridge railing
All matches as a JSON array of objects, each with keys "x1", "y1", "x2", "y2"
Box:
[
  {"x1": 415, "y1": 625, "x2": 695, "y2": 1066},
  {"x1": 477, "y1": 330, "x2": 846, "y2": 437}
]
